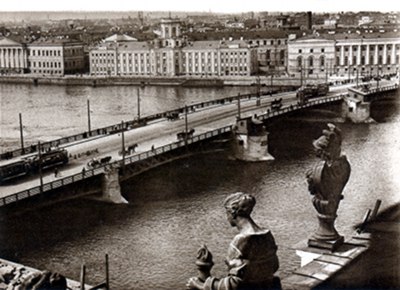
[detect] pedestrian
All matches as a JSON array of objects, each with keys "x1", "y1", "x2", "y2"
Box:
[
  {"x1": 151, "y1": 145, "x2": 155, "y2": 152},
  {"x1": 82, "y1": 167, "x2": 86, "y2": 176},
  {"x1": 54, "y1": 168, "x2": 59, "y2": 178}
]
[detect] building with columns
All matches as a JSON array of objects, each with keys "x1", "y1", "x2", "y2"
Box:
[
  {"x1": 288, "y1": 32, "x2": 400, "y2": 79},
  {"x1": 334, "y1": 33, "x2": 400, "y2": 77},
  {"x1": 0, "y1": 37, "x2": 28, "y2": 74}
]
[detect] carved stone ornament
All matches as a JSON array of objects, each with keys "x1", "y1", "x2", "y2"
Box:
[{"x1": 306, "y1": 124, "x2": 351, "y2": 251}]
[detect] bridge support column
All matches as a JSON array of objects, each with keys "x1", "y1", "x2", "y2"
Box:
[
  {"x1": 341, "y1": 98, "x2": 372, "y2": 123},
  {"x1": 233, "y1": 116, "x2": 274, "y2": 161},
  {"x1": 342, "y1": 88, "x2": 374, "y2": 123},
  {"x1": 101, "y1": 166, "x2": 128, "y2": 204}
]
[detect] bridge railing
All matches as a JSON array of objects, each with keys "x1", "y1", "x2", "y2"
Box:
[
  {"x1": 0, "y1": 93, "x2": 350, "y2": 207},
  {"x1": 0, "y1": 125, "x2": 233, "y2": 207},
  {"x1": 0, "y1": 89, "x2": 273, "y2": 161}
]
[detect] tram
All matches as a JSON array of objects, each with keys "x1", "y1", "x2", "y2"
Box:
[{"x1": 0, "y1": 149, "x2": 69, "y2": 184}]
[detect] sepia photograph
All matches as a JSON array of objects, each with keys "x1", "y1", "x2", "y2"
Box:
[{"x1": 0, "y1": 0, "x2": 399, "y2": 289}]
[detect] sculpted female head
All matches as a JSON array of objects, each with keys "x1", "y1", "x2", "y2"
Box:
[{"x1": 224, "y1": 192, "x2": 256, "y2": 219}]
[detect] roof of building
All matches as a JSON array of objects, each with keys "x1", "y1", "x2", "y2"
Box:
[
  {"x1": 183, "y1": 40, "x2": 252, "y2": 50},
  {"x1": 29, "y1": 37, "x2": 83, "y2": 46},
  {"x1": 187, "y1": 29, "x2": 291, "y2": 41},
  {"x1": 117, "y1": 41, "x2": 151, "y2": 50},
  {"x1": 0, "y1": 37, "x2": 24, "y2": 47},
  {"x1": 104, "y1": 33, "x2": 137, "y2": 42},
  {"x1": 294, "y1": 31, "x2": 400, "y2": 42},
  {"x1": 93, "y1": 40, "x2": 152, "y2": 51}
]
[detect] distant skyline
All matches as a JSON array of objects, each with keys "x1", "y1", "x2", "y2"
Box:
[{"x1": 1, "y1": 0, "x2": 399, "y2": 13}]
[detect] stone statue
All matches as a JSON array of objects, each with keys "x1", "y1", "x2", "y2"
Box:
[
  {"x1": 306, "y1": 123, "x2": 351, "y2": 250},
  {"x1": 186, "y1": 192, "x2": 280, "y2": 290}
]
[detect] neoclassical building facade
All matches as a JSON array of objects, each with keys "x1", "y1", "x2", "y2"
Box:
[
  {"x1": 0, "y1": 37, "x2": 28, "y2": 74},
  {"x1": 89, "y1": 20, "x2": 258, "y2": 78},
  {"x1": 0, "y1": 37, "x2": 85, "y2": 75},
  {"x1": 28, "y1": 38, "x2": 85, "y2": 75},
  {"x1": 288, "y1": 33, "x2": 400, "y2": 79}
]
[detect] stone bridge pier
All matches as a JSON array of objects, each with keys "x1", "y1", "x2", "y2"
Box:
[
  {"x1": 233, "y1": 116, "x2": 274, "y2": 161},
  {"x1": 341, "y1": 87, "x2": 373, "y2": 123},
  {"x1": 100, "y1": 165, "x2": 128, "y2": 204}
]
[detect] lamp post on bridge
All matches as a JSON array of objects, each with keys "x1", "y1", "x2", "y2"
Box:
[
  {"x1": 184, "y1": 105, "x2": 189, "y2": 148},
  {"x1": 19, "y1": 113, "x2": 24, "y2": 154},
  {"x1": 270, "y1": 73, "x2": 273, "y2": 96},
  {"x1": 256, "y1": 75, "x2": 261, "y2": 106},
  {"x1": 87, "y1": 97, "x2": 91, "y2": 136},
  {"x1": 237, "y1": 93, "x2": 241, "y2": 119},
  {"x1": 137, "y1": 87, "x2": 141, "y2": 124},
  {"x1": 38, "y1": 141, "x2": 43, "y2": 193},
  {"x1": 121, "y1": 120, "x2": 126, "y2": 169}
]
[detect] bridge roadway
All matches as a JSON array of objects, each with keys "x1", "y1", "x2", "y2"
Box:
[{"x1": 0, "y1": 80, "x2": 393, "y2": 201}]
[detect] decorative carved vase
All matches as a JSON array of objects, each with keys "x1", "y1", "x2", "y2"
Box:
[{"x1": 307, "y1": 124, "x2": 351, "y2": 251}]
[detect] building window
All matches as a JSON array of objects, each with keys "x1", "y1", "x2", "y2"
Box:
[
  {"x1": 321, "y1": 48, "x2": 325, "y2": 53},
  {"x1": 310, "y1": 49, "x2": 314, "y2": 53},
  {"x1": 320, "y1": 55, "x2": 325, "y2": 67},
  {"x1": 308, "y1": 56, "x2": 314, "y2": 67},
  {"x1": 297, "y1": 56, "x2": 302, "y2": 70}
]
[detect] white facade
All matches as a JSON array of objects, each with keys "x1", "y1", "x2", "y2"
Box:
[
  {"x1": 288, "y1": 34, "x2": 400, "y2": 79},
  {"x1": 28, "y1": 39, "x2": 85, "y2": 75},
  {"x1": 288, "y1": 38, "x2": 336, "y2": 79},
  {"x1": 90, "y1": 39, "x2": 258, "y2": 77},
  {"x1": 334, "y1": 37, "x2": 400, "y2": 77},
  {"x1": 0, "y1": 38, "x2": 28, "y2": 74}
]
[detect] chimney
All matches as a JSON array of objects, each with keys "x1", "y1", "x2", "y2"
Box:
[{"x1": 307, "y1": 11, "x2": 312, "y2": 30}]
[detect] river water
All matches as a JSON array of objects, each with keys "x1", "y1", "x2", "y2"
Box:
[{"x1": 0, "y1": 83, "x2": 399, "y2": 289}]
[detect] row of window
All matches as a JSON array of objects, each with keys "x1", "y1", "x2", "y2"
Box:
[
  {"x1": 249, "y1": 39, "x2": 286, "y2": 46},
  {"x1": 31, "y1": 69, "x2": 64, "y2": 74},
  {"x1": 298, "y1": 48, "x2": 325, "y2": 53},
  {"x1": 337, "y1": 55, "x2": 400, "y2": 66},
  {"x1": 29, "y1": 49, "x2": 62, "y2": 57},
  {"x1": 29, "y1": 60, "x2": 83, "y2": 69},
  {"x1": 336, "y1": 44, "x2": 400, "y2": 52},
  {"x1": 296, "y1": 54, "x2": 400, "y2": 68}
]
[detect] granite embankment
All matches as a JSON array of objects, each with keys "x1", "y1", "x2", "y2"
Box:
[{"x1": 0, "y1": 74, "x2": 315, "y2": 87}]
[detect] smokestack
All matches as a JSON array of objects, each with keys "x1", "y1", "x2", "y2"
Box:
[{"x1": 307, "y1": 11, "x2": 312, "y2": 30}]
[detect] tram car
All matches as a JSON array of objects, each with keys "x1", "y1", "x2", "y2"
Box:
[
  {"x1": 0, "y1": 160, "x2": 30, "y2": 183},
  {"x1": 29, "y1": 149, "x2": 69, "y2": 171},
  {"x1": 297, "y1": 83, "x2": 329, "y2": 105},
  {"x1": 0, "y1": 149, "x2": 69, "y2": 184}
]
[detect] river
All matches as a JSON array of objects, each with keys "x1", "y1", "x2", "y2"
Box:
[{"x1": 0, "y1": 83, "x2": 399, "y2": 289}]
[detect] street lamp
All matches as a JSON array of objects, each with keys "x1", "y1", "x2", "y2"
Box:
[
  {"x1": 37, "y1": 141, "x2": 43, "y2": 193},
  {"x1": 237, "y1": 93, "x2": 241, "y2": 119},
  {"x1": 121, "y1": 120, "x2": 125, "y2": 168},
  {"x1": 136, "y1": 87, "x2": 141, "y2": 124},
  {"x1": 19, "y1": 113, "x2": 24, "y2": 154},
  {"x1": 87, "y1": 97, "x2": 91, "y2": 135},
  {"x1": 184, "y1": 105, "x2": 189, "y2": 149}
]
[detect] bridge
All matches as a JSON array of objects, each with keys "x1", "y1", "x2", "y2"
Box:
[{"x1": 0, "y1": 79, "x2": 398, "y2": 210}]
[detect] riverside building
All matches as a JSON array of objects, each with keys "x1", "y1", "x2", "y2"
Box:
[
  {"x1": 89, "y1": 19, "x2": 258, "y2": 77},
  {"x1": 27, "y1": 38, "x2": 85, "y2": 75},
  {"x1": 0, "y1": 37, "x2": 28, "y2": 74},
  {"x1": 287, "y1": 32, "x2": 400, "y2": 79}
]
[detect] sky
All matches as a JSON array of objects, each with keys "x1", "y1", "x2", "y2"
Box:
[{"x1": 0, "y1": 0, "x2": 399, "y2": 13}]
